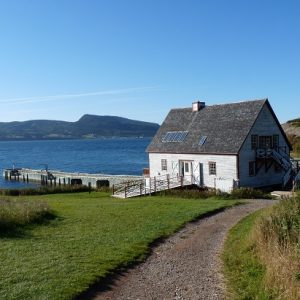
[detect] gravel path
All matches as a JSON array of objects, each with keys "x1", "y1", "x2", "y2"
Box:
[{"x1": 84, "y1": 200, "x2": 276, "y2": 300}]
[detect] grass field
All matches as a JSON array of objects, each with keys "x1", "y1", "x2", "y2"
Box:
[
  {"x1": 0, "y1": 192, "x2": 237, "y2": 299},
  {"x1": 222, "y1": 210, "x2": 270, "y2": 299}
]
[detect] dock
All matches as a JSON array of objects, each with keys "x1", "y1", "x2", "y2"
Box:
[{"x1": 3, "y1": 168, "x2": 143, "y2": 188}]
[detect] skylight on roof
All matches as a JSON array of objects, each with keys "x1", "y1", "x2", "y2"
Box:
[
  {"x1": 199, "y1": 136, "x2": 207, "y2": 146},
  {"x1": 162, "y1": 131, "x2": 188, "y2": 143}
]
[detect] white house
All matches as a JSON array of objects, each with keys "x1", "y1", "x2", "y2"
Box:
[{"x1": 146, "y1": 99, "x2": 295, "y2": 192}]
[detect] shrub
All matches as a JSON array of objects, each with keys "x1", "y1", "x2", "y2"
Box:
[
  {"x1": 157, "y1": 187, "x2": 271, "y2": 200},
  {"x1": 157, "y1": 187, "x2": 220, "y2": 199},
  {"x1": 230, "y1": 187, "x2": 272, "y2": 199}
]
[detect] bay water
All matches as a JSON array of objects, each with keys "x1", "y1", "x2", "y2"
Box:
[{"x1": 0, "y1": 138, "x2": 151, "y2": 188}]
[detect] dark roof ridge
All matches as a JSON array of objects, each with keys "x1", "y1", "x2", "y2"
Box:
[
  {"x1": 171, "y1": 98, "x2": 268, "y2": 111},
  {"x1": 205, "y1": 98, "x2": 267, "y2": 107}
]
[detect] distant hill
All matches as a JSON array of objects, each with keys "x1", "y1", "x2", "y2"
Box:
[
  {"x1": 0, "y1": 115, "x2": 160, "y2": 140},
  {"x1": 282, "y1": 118, "x2": 300, "y2": 137},
  {"x1": 282, "y1": 118, "x2": 300, "y2": 155}
]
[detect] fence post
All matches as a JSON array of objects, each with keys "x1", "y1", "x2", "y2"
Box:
[
  {"x1": 144, "y1": 179, "x2": 147, "y2": 195},
  {"x1": 112, "y1": 184, "x2": 115, "y2": 195},
  {"x1": 154, "y1": 176, "x2": 156, "y2": 192},
  {"x1": 140, "y1": 183, "x2": 142, "y2": 196},
  {"x1": 167, "y1": 174, "x2": 170, "y2": 190},
  {"x1": 180, "y1": 176, "x2": 183, "y2": 187},
  {"x1": 125, "y1": 184, "x2": 127, "y2": 198},
  {"x1": 149, "y1": 178, "x2": 152, "y2": 194}
]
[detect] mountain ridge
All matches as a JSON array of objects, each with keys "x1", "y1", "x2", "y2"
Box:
[{"x1": 0, "y1": 114, "x2": 160, "y2": 140}]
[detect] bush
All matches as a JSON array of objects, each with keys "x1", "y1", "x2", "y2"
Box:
[
  {"x1": 230, "y1": 187, "x2": 272, "y2": 199},
  {"x1": 157, "y1": 187, "x2": 220, "y2": 199},
  {"x1": 157, "y1": 187, "x2": 271, "y2": 200},
  {"x1": 0, "y1": 198, "x2": 52, "y2": 230}
]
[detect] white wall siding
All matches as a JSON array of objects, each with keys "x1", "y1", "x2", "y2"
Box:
[
  {"x1": 149, "y1": 153, "x2": 237, "y2": 192},
  {"x1": 239, "y1": 104, "x2": 289, "y2": 187}
]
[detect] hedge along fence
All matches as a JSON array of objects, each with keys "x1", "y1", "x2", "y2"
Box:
[{"x1": 157, "y1": 186, "x2": 272, "y2": 200}]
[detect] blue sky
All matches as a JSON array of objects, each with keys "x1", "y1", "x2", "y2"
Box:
[{"x1": 0, "y1": 0, "x2": 299, "y2": 124}]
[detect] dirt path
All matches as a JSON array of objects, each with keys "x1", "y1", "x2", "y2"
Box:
[{"x1": 82, "y1": 200, "x2": 276, "y2": 300}]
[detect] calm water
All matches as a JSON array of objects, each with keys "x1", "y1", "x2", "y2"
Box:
[{"x1": 0, "y1": 138, "x2": 151, "y2": 188}]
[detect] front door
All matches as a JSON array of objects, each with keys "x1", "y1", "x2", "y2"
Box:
[{"x1": 181, "y1": 161, "x2": 193, "y2": 182}]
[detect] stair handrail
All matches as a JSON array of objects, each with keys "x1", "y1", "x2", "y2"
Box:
[
  {"x1": 283, "y1": 168, "x2": 292, "y2": 187},
  {"x1": 270, "y1": 149, "x2": 292, "y2": 170},
  {"x1": 277, "y1": 147, "x2": 291, "y2": 161}
]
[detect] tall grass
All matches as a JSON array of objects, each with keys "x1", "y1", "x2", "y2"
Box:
[
  {"x1": 0, "y1": 198, "x2": 52, "y2": 230},
  {"x1": 254, "y1": 193, "x2": 300, "y2": 299},
  {"x1": 0, "y1": 185, "x2": 92, "y2": 196}
]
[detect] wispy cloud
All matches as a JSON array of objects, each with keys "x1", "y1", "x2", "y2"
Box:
[{"x1": 0, "y1": 86, "x2": 158, "y2": 105}]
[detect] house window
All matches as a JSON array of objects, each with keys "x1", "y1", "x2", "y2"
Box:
[
  {"x1": 249, "y1": 161, "x2": 256, "y2": 176},
  {"x1": 273, "y1": 135, "x2": 279, "y2": 149},
  {"x1": 209, "y1": 162, "x2": 216, "y2": 175},
  {"x1": 161, "y1": 159, "x2": 167, "y2": 171},
  {"x1": 251, "y1": 135, "x2": 258, "y2": 149},
  {"x1": 259, "y1": 136, "x2": 272, "y2": 149}
]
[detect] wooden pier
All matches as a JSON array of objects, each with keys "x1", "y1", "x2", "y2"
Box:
[{"x1": 3, "y1": 168, "x2": 143, "y2": 188}]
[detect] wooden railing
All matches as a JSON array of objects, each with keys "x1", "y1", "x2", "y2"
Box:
[
  {"x1": 256, "y1": 148, "x2": 292, "y2": 170},
  {"x1": 256, "y1": 147, "x2": 300, "y2": 187},
  {"x1": 112, "y1": 174, "x2": 194, "y2": 198}
]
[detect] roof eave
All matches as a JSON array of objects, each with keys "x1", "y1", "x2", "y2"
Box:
[{"x1": 147, "y1": 150, "x2": 238, "y2": 156}]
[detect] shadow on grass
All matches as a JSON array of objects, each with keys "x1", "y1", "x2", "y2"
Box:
[
  {"x1": 0, "y1": 212, "x2": 59, "y2": 239},
  {"x1": 74, "y1": 204, "x2": 241, "y2": 300}
]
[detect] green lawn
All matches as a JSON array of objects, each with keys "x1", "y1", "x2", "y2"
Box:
[
  {"x1": 222, "y1": 209, "x2": 270, "y2": 300},
  {"x1": 0, "y1": 192, "x2": 237, "y2": 299}
]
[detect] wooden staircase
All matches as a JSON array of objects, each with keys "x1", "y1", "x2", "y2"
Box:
[
  {"x1": 112, "y1": 174, "x2": 193, "y2": 198},
  {"x1": 256, "y1": 147, "x2": 300, "y2": 187}
]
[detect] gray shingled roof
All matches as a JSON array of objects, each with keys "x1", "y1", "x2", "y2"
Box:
[{"x1": 147, "y1": 99, "x2": 268, "y2": 154}]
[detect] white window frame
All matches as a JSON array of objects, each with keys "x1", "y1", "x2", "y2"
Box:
[{"x1": 161, "y1": 159, "x2": 167, "y2": 171}]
